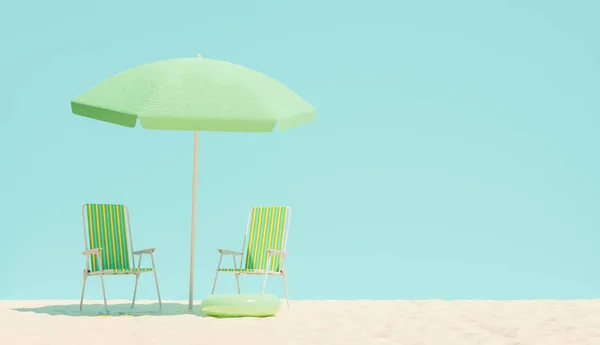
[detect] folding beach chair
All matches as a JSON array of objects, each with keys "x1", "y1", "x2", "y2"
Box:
[
  {"x1": 211, "y1": 206, "x2": 292, "y2": 307},
  {"x1": 80, "y1": 204, "x2": 162, "y2": 312}
]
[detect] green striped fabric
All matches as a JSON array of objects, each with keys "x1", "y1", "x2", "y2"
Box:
[
  {"x1": 101, "y1": 268, "x2": 152, "y2": 274},
  {"x1": 84, "y1": 204, "x2": 132, "y2": 272},
  {"x1": 242, "y1": 206, "x2": 289, "y2": 272},
  {"x1": 218, "y1": 268, "x2": 258, "y2": 273}
]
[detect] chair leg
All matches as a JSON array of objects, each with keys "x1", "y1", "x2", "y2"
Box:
[
  {"x1": 131, "y1": 273, "x2": 140, "y2": 308},
  {"x1": 261, "y1": 271, "x2": 269, "y2": 294},
  {"x1": 282, "y1": 270, "x2": 290, "y2": 309},
  {"x1": 79, "y1": 270, "x2": 88, "y2": 311},
  {"x1": 235, "y1": 273, "x2": 241, "y2": 294},
  {"x1": 211, "y1": 255, "x2": 223, "y2": 294},
  {"x1": 262, "y1": 255, "x2": 272, "y2": 295},
  {"x1": 99, "y1": 273, "x2": 108, "y2": 313},
  {"x1": 150, "y1": 253, "x2": 162, "y2": 310},
  {"x1": 211, "y1": 271, "x2": 220, "y2": 294}
]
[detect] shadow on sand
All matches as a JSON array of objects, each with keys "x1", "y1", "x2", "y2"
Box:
[{"x1": 13, "y1": 303, "x2": 205, "y2": 317}]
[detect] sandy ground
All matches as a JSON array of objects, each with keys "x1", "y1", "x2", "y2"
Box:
[{"x1": 1, "y1": 299, "x2": 600, "y2": 345}]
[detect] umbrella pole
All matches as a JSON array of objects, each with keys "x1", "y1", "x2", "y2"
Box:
[
  {"x1": 188, "y1": 54, "x2": 203, "y2": 312},
  {"x1": 188, "y1": 131, "x2": 199, "y2": 311}
]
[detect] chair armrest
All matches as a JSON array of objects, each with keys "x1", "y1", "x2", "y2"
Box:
[
  {"x1": 267, "y1": 249, "x2": 288, "y2": 256},
  {"x1": 133, "y1": 248, "x2": 156, "y2": 255},
  {"x1": 82, "y1": 248, "x2": 102, "y2": 256},
  {"x1": 218, "y1": 249, "x2": 242, "y2": 256}
]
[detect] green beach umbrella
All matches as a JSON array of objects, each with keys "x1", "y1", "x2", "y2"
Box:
[{"x1": 71, "y1": 55, "x2": 315, "y2": 311}]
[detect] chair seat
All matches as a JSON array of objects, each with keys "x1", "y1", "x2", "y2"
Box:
[
  {"x1": 89, "y1": 268, "x2": 153, "y2": 275},
  {"x1": 218, "y1": 268, "x2": 281, "y2": 275}
]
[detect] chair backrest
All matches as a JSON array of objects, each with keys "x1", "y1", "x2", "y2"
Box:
[
  {"x1": 82, "y1": 204, "x2": 133, "y2": 272},
  {"x1": 242, "y1": 206, "x2": 291, "y2": 272}
]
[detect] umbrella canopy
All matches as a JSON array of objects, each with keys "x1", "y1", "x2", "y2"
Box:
[
  {"x1": 72, "y1": 56, "x2": 315, "y2": 311},
  {"x1": 72, "y1": 58, "x2": 315, "y2": 131}
]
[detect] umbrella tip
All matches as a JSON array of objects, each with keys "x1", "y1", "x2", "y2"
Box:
[{"x1": 197, "y1": 54, "x2": 202, "y2": 59}]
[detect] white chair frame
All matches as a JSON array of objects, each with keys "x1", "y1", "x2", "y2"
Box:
[
  {"x1": 80, "y1": 204, "x2": 162, "y2": 313},
  {"x1": 211, "y1": 206, "x2": 292, "y2": 308}
]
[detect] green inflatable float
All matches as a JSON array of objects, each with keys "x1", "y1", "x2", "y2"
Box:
[{"x1": 200, "y1": 294, "x2": 281, "y2": 318}]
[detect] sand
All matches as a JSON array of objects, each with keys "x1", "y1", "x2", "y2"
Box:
[{"x1": 1, "y1": 299, "x2": 600, "y2": 344}]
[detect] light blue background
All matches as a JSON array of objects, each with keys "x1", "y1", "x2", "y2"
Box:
[{"x1": 1, "y1": 0, "x2": 599, "y2": 301}]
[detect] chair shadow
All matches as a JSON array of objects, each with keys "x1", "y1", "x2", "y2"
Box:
[{"x1": 13, "y1": 302, "x2": 205, "y2": 317}]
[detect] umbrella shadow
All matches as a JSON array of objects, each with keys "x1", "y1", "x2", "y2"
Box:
[{"x1": 13, "y1": 302, "x2": 205, "y2": 317}]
